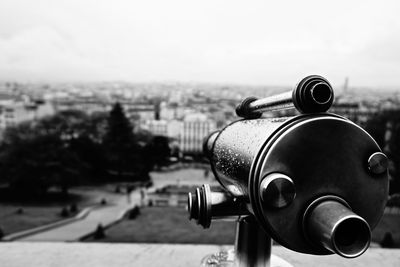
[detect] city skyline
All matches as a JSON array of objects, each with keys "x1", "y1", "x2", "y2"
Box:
[{"x1": 1, "y1": 1, "x2": 400, "y2": 89}]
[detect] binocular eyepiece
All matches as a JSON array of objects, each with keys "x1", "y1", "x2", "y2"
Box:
[
  {"x1": 188, "y1": 75, "x2": 389, "y2": 259},
  {"x1": 303, "y1": 196, "x2": 372, "y2": 258}
]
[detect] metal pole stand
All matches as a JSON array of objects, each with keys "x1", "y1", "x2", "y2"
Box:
[{"x1": 200, "y1": 216, "x2": 292, "y2": 267}]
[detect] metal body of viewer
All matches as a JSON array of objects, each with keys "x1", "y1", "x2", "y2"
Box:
[{"x1": 187, "y1": 75, "x2": 389, "y2": 267}]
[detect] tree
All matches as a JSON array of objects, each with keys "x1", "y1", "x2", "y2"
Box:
[
  {"x1": 144, "y1": 136, "x2": 171, "y2": 169},
  {"x1": 0, "y1": 134, "x2": 82, "y2": 196},
  {"x1": 103, "y1": 103, "x2": 134, "y2": 143},
  {"x1": 69, "y1": 136, "x2": 108, "y2": 183},
  {"x1": 365, "y1": 110, "x2": 400, "y2": 194},
  {"x1": 36, "y1": 110, "x2": 88, "y2": 138},
  {"x1": 39, "y1": 110, "x2": 109, "y2": 183},
  {"x1": 0, "y1": 105, "x2": 154, "y2": 197},
  {"x1": 0, "y1": 110, "x2": 109, "y2": 197},
  {"x1": 102, "y1": 103, "x2": 138, "y2": 180}
]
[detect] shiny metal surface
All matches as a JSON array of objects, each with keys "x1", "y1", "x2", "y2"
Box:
[
  {"x1": 195, "y1": 110, "x2": 389, "y2": 257},
  {"x1": 195, "y1": 188, "x2": 202, "y2": 224},
  {"x1": 235, "y1": 96, "x2": 264, "y2": 119},
  {"x1": 187, "y1": 192, "x2": 195, "y2": 220},
  {"x1": 235, "y1": 75, "x2": 334, "y2": 118},
  {"x1": 292, "y1": 75, "x2": 334, "y2": 113},
  {"x1": 303, "y1": 196, "x2": 371, "y2": 258},
  {"x1": 247, "y1": 91, "x2": 293, "y2": 114},
  {"x1": 311, "y1": 82, "x2": 333, "y2": 105},
  {"x1": 249, "y1": 115, "x2": 388, "y2": 254},
  {"x1": 203, "y1": 131, "x2": 220, "y2": 159},
  {"x1": 187, "y1": 184, "x2": 250, "y2": 228},
  {"x1": 310, "y1": 82, "x2": 332, "y2": 104},
  {"x1": 199, "y1": 184, "x2": 212, "y2": 228},
  {"x1": 210, "y1": 117, "x2": 292, "y2": 197},
  {"x1": 260, "y1": 173, "x2": 296, "y2": 208},
  {"x1": 235, "y1": 216, "x2": 272, "y2": 267},
  {"x1": 368, "y1": 152, "x2": 388, "y2": 175},
  {"x1": 209, "y1": 191, "x2": 250, "y2": 220}
]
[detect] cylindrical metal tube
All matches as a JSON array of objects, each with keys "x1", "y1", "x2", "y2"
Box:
[
  {"x1": 188, "y1": 184, "x2": 250, "y2": 228},
  {"x1": 235, "y1": 75, "x2": 334, "y2": 118},
  {"x1": 207, "y1": 117, "x2": 291, "y2": 197},
  {"x1": 210, "y1": 191, "x2": 249, "y2": 219},
  {"x1": 247, "y1": 91, "x2": 293, "y2": 113},
  {"x1": 304, "y1": 197, "x2": 371, "y2": 258}
]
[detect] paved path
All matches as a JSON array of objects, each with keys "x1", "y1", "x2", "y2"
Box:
[{"x1": 17, "y1": 191, "x2": 140, "y2": 242}]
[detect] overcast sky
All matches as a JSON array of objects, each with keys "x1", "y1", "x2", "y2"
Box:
[{"x1": 0, "y1": 0, "x2": 400, "y2": 88}]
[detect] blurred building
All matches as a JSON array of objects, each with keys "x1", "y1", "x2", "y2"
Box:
[
  {"x1": 142, "y1": 120, "x2": 168, "y2": 136},
  {"x1": 159, "y1": 102, "x2": 184, "y2": 120},
  {"x1": 180, "y1": 114, "x2": 217, "y2": 155},
  {"x1": 141, "y1": 115, "x2": 217, "y2": 156},
  {"x1": 123, "y1": 102, "x2": 157, "y2": 121},
  {"x1": 330, "y1": 100, "x2": 378, "y2": 127},
  {"x1": 52, "y1": 97, "x2": 158, "y2": 122},
  {"x1": 0, "y1": 93, "x2": 55, "y2": 138},
  {"x1": 53, "y1": 98, "x2": 110, "y2": 114}
]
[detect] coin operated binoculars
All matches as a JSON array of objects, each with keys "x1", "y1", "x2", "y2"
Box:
[{"x1": 187, "y1": 75, "x2": 389, "y2": 267}]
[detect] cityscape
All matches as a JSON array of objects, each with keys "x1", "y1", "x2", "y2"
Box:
[{"x1": 1, "y1": 80, "x2": 399, "y2": 156}]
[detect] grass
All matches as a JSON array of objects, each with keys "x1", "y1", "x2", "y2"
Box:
[
  {"x1": 85, "y1": 206, "x2": 236, "y2": 244},
  {"x1": 0, "y1": 205, "x2": 75, "y2": 235},
  {"x1": 0, "y1": 184, "x2": 121, "y2": 237}
]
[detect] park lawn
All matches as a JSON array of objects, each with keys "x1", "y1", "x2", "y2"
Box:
[
  {"x1": 0, "y1": 184, "x2": 121, "y2": 236},
  {"x1": 86, "y1": 206, "x2": 236, "y2": 244},
  {"x1": 0, "y1": 205, "x2": 72, "y2": 235}
]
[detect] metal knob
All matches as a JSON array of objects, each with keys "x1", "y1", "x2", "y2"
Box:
[
  {"x1": 260, "y1": 173, "x2": 296, "y2": 208},
  {"x1": 368, "y1": 152, "x2": 388, "y2": 175}
]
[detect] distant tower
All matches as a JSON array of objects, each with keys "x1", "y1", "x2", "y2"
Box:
[{"x1": 343, "y1": 77, "x2": 349, "y2": 94}]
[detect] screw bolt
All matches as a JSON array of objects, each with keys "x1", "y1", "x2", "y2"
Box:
[
  {"x1": 368, "y1": 152, "x2": 388, "y2": 175},
  {"x1": 260, "y1": 173, "x2": 296, "y2": 208}
]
